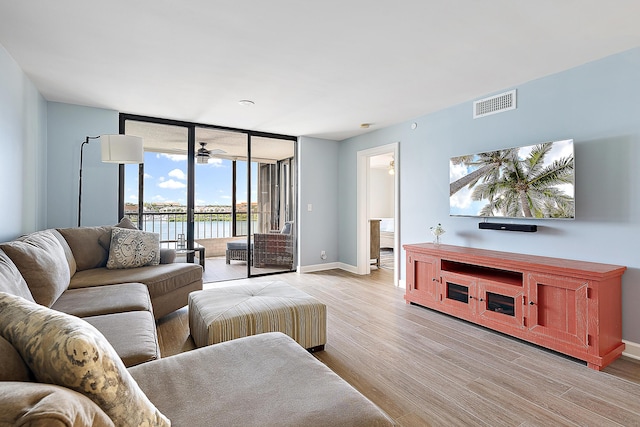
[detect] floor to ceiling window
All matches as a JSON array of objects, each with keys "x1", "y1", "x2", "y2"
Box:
[{"x1": 119, "y1": 114, "x2": 297, "y2": 281}]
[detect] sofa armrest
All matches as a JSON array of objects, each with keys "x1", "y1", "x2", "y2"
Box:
[{"x1": 160, "y1": 248, "x2": 176, "y2": 264}]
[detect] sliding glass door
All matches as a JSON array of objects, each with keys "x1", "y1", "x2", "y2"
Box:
[
  {"x1": 249, "y1": 136, "x2": 296, "y2": 276},
  {"x1": 120, "y1": 115, "x2": 297, "y2": 280}
]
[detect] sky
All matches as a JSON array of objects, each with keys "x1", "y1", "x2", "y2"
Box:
[
  {"x1": 449, "y1": 139, "x2": 575, "y2": 218},
  {"x1": 125, "y1": 153, "x2": 256, "y2": 206}
]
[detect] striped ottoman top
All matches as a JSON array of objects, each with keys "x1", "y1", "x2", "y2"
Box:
[{"x1": 188, "y1": 281, "x2": 326, "y2": 350}]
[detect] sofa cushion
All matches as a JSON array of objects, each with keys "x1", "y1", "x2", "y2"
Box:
[
  {"x1": 0, "y1": 382, "x2": 114, "y2": 427},
  {"x1": 129, "y1": 332, "x2": 395, "y2": 427},
  {"x1": 68, "y1": 263, "x2": 202, "y2": 300},
  {"x1": 0, "y1": 248, "x2": 34, "y2": 302},
  {"x1": 226, "y1": 240, "x2": 252, "y2": 250},
  {"x1": 0, "y1": 335, "x2": 32, "y2": 382},
  {"x1": 51, "y1": 283, "x2": 153, "y2": 318},
  {"x1": 0, "y1": 230, "x2": 70, "y2": 307},
  {"x1": 50, "y1": 228, "x2": 78, "y2": 278},
  {"x1": 107, "y1": 228, "x2": 160, "y2": 269},
  {"x1": 0, "y1": 292, "x2": 170, "y2": 427},
  {"x1": 84, "y1": 311, "x2": 160, "y2": 367},
  {"x1": 57, "y1": 226, "x2": 112, "y2": 271},
  {"x1": 67, "y1": 263, "x2": 202, "y2": 320}
]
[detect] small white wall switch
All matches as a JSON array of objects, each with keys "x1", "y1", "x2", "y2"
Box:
[{"x1": 307, "y1": 204, "x2": 313, "y2": 211}]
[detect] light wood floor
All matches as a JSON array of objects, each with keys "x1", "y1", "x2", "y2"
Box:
[
  {"x1": 199, "y1": 256, "x2": 292, "y2": 283},
  {"x1": 156, "y1": 268, "x2": 640, "y2": 426}
]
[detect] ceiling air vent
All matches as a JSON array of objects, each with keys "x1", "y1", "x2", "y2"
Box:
[{"x1": 473, "y1": 89, "x2": 516, "y2": 119}]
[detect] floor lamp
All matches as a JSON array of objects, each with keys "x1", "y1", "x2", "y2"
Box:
[{"x1": 78, "y1": 134, "x2": 144, "y2": 227}]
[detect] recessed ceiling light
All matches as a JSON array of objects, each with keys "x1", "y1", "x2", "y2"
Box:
[
  {"x1": 238, "y1": 100, "x2": 255, "y2": 106},
  {"x1": 360, "y1": 123, "x2": 371, "y2": 129}
]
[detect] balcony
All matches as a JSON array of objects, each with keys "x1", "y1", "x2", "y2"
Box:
[{"x1": 125, "y1": 210, "x2": 256, "y2": 258}]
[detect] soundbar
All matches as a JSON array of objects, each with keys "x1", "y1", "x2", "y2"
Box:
[{"x1": 478, "y1": 222, "x2": 537, "y2": 232}]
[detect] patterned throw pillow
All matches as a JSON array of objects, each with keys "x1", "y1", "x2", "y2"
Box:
[
  {"x1": 0, "y1": 292, "x2": 170, "y2": 427},
  {"x1": 107, "y1": 228, "x2": 160, "y2": 269}
]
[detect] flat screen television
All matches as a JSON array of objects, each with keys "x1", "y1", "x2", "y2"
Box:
[{"x1": 449, "y1": 139, "x2": 575, "y2": 219}]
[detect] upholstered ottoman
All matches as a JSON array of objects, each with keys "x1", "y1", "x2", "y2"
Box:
[{"x1": 188, "y1": 281, "x2": 326, "y2": 351}]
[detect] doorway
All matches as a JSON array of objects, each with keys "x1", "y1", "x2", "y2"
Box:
[{"x1": 356, "y1": 143, "x2": 400, "y2": 286}]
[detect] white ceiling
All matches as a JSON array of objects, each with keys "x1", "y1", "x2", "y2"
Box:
[{"x1": 1, "y1": 1, "x2": 639, "y2": 141}]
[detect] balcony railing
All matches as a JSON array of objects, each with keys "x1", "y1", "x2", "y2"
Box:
[{"x1": 125, "y1": 211, "x2": 256, "y2": 241}]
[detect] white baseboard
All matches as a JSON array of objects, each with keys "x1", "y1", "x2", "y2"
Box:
[
  {"x1": 623, "y1": 340, "x2": 640, "y2": 361},
  {"x1": 297, "y1": 262, "x2": 341, "y2": 273},
  {"x1": 297, "y1": 262, "x2": 361, "y2": 274},
  {"x1": 338, "y1": 263, "x2": 358, "y2": 274}
]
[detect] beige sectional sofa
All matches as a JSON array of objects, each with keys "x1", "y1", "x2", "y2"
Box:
[
  {"x1": 57, "y1": 225, "x2": 203, "y2": 320},
  {"x1": 0, "y1": 225, "x2": 395, "y2": 426},
  {"x1": 0, "y1": 225, "x2": 203, "y2": 366}
]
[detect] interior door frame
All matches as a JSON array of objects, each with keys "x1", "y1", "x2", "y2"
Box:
[{"x1": 356, "y1": 142, "x2": 400, "y2": 286}]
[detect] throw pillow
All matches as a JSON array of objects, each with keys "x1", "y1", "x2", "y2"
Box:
[
  {"x1": 0, "y1": 382, "x2": 115, "y2": 427},
  {"x1": 280, "y1": 221, "x2": 293, "y2": 235},
  {"x1": 0, "y1": 292, "x2": 170, "y2": 427},
  {"x1": 106, "y1": 228, "x2": 160, "y2": 269},
  {"x1": 56, "y1": 226, "x2": 112, "y2": 271},
  {"x1": 98, "y1": 217, "x2": 139, "y2": 251},
  {"x1": 115, "y1": 216, "x2": 138, "y2": 230},
  {"x1": 0, "y1": 230, "x2": 70, "y2": 307}
]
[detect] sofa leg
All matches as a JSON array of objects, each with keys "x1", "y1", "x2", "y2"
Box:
[{"x1": 307, "y1": 345, "x2": 325, "y2": 353}]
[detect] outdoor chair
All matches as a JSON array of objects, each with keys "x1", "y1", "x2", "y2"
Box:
[{"x1": 253, "y1": 222, "x2": 294, "y2": 269}]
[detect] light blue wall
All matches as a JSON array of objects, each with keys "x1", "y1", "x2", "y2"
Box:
[
  {"x1": 337, "y1": 122, "x2": 406, "y2": 266},
  {"x1": 339, "y1": 47, "x2": 640, "y2": 343},
  {"x1": 298, "y1": 136, "x2": 339, "y2": 267},
  {"x1": 46, "y1": 102, "x2": 120, "y2": 228},
  {"x1": 0, "y1": 44, "x2": 47, "y2": 241}
]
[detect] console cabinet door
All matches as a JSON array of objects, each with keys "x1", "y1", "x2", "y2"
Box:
[
  {"x1": 406, "y1": 253, "x2": 439, "y2": 306},
  {"x1": 440, "y1": 271, "x2": 476, "y2": 320},
  {"x1": 527, "y1": 273, "x2": 589, "y2": 349},
  {"x1": 477, "y1": 280, "x2": 525, "y2": 329}
]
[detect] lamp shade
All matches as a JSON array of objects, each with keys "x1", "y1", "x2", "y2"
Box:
[{"x1": 100, "y1": 135, "x2": 144, "y2": 163}]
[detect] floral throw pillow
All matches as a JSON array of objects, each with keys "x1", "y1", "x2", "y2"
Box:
[
  {"x1": 107, "y1": 228, "x2": 160, "y2": 269},
  {"x1": 0, "y1": 292, "x2": 170, "y2": 427}
]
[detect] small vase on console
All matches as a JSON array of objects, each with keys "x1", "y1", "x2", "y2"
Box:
[{"x1": 430, "y1": 223, "x2": 445, "y2": 245}]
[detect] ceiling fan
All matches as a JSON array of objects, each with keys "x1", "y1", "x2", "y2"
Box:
[{"x1": 196, "y1": 142, "x2": 225, "y2": 164}]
